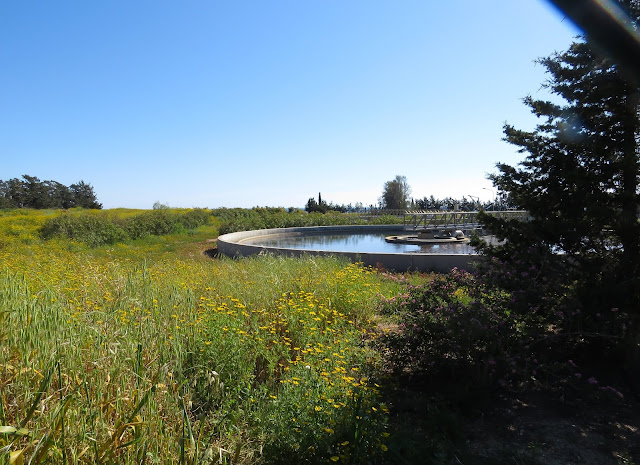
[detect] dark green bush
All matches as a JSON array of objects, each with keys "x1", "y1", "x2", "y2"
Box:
[
  {"x1": 378, "y1": 258, "x2": 634, "y2": 401},
  {"x1": 123, "y1": 210, "x2": 182, "y2": 239},
  {"x1": 40, "y1": 213, "x2": 128, "y2": 247},
  {"x1": 180, "y1": 208, "x2": 210, "y2": 229},
  {"x1": 379, "y1": 269, "x2": 522, "y2": 390},
  {"x1": 123, "y1": 209, "x2": 211, "y2": 239},
  {"x1": 40, "y1": 208, "x2": 212, "y2": 246}
]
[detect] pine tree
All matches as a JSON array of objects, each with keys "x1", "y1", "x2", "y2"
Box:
[
  {"x1": 70, "y1": 181, "x2": 102, "y2": 209},
  {"x1": 480, "y1": 2, "x2": 640, "y2": 315}
]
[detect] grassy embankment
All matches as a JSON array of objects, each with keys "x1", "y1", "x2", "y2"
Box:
[{"x1": 0, "y1": 208, "x2": 408, "y2": 464}]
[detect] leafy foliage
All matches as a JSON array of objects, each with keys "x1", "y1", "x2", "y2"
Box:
[
  {"x1": 305, "y1": 192, "x2": 331, "y2": 213},
  {"x1": 40, "y1": 208, "x2": 211, "y2": 246},
  {"x1": 305, "y1": 193, "x2": 377, "y2": 214},
  {"x1": 378, "y1": 264, "x2": 633, "y2": 401},
  {"x1": 379, "y1": 269, "x2": 520, "y2": 389},
  {"x1": 39, "y1": 212, "x2": 128, "y2": 247},
  {"x1": 0, "y1": 175, "x2": 102, "y2": 209},
  {"x1": 379, "y1": 175, "x2": 411, "y2": 210},
  {"x1": 413, "y1": 194, "x2": 507, "y2": 211}
]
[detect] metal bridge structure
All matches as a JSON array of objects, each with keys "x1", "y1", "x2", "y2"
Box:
[{"x1": 402, "y1": 210, "x2": 529, "y2": 230}]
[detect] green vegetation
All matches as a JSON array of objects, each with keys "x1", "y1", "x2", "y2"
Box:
[
  {"x1": 39, "y1": 208, "x2": 211, "y2": 247},
  {"x1": 1, "y1": 198, "x2": 637, "y2": 463},
  {"x1": 3, "y1": 6, "x2": 639, "y2": 462},
  {"x1": 478, "y1": 6, "x2": 640, "y2": 393},
  {"x1": 35, "y1": 207, "x2": 405, "y2": 247},
  {"x1": 0, "y1": 175, "x2": 102, "y2": 209},
  {"x1": 304, "y1": 193, "x2": 355, "y2": 213},
  {"x1": 380, "y1": 175, "x2": 411, "y2": 210},
  {"x1": 212, "y1": 207, "x2": 403, "y2": 235},
  {"x1": 1, "y1": 209, "x2": 403, "y2": 464}
]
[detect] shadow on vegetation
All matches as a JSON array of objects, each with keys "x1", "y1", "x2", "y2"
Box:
[
  {"x1": 380, "y1": 372, "x2": 640, "y2": 465},
  {"x1": 203, "y1": 246, "x2": 221, "y2": 259}
]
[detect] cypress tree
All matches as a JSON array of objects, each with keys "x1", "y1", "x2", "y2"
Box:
[{"x1": 480, "y1": 1, "x2": 640, "y2": 316}]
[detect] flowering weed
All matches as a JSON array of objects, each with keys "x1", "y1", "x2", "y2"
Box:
[{"x1": 0, "y1": 210, "x2": 400, "y2": 464}]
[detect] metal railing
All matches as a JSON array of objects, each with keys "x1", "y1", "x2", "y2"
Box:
[
  {"x1": 360, "y1": 209, "x2": 407, "y2": 217},
  {"x1": 403, "y1": 210, "x2": 529, "y2": 229}
]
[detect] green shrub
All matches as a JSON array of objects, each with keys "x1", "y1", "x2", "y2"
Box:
[
  {"x1": 379, "y1": 258, "x2": 635, "y2": 403},
  {"x1": 123, "y1": 210, "x2": 182, "y2": 239},
  {"x1": 40, "y1": 209, "x2": 213, "y2": 246},
  {"x1": 40, "y1": 212, "x2": 128, "y2": 247},
  {"x1": 180, "y1": 208, "x2": 210, "y2": 229},
  {"x1": 379, "y1": 269, "x2": 521, "y2": 391}
]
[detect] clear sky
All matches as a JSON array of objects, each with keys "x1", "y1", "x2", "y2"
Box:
[{"x1": 0, "y1": 1, "x2": 579, "y2": 209}]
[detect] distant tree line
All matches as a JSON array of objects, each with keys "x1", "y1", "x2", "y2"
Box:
[
  {"x1": 308, "y1": 174, "x2": 514, "y2": 213},
  {"x1": 306, "y1": 191, "x2": 511, "y2": 214},
  {"x1": 412, "y1": 195, "x2": 512, "y2": 211},
  {"x1": 0, "y1": 175, "x2": 102, "y2": 209},
  {"x1": 305, "y1": 193, "x2": 375, "y2": 214}
]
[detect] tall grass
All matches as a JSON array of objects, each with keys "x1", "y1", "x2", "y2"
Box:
[{"x1": 0, "y1": 209, "x2": 402, "y2": 464}]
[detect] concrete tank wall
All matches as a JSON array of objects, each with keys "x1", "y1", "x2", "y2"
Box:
[{"x1": 216, "y1": 225, "x2": 476, "y2": 273}]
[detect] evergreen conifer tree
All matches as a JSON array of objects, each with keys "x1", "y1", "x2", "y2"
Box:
[{"x1": 480, "y1": 1, "x2": 640, "y2": 316}]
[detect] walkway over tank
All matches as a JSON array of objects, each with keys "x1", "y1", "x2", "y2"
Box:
[{"x1": 403, "y1": 210, "x2": 529, "y2": 230}]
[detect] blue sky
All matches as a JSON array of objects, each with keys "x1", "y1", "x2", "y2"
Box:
[{"x1": 1, "y1": 1, "x2": 579, "y2": 209}]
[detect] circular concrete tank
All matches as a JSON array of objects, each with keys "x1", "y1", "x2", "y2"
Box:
[{"x1": 216, "y1": 225, "x2": 478, "y2": 273}]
